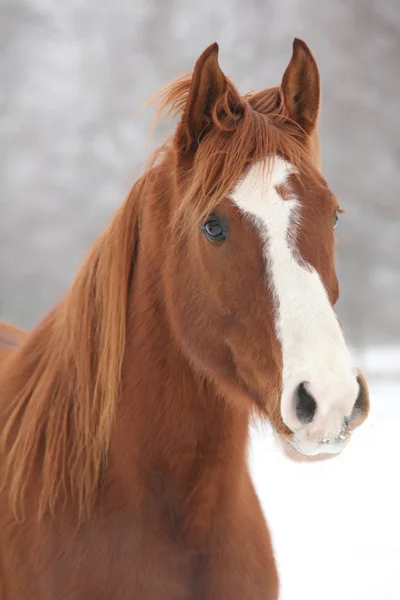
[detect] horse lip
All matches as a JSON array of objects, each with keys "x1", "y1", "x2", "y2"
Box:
[
  {"x1": 273, "y1": 430, "x2": 342, "y2": 463},
  {"x1": 291, "y1": 436, "x2": 346, "y2": 456}
]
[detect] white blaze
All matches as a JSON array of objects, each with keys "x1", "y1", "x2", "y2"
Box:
[{"x1": 230, "y1": 158, "x2": 358, "y2": 454}]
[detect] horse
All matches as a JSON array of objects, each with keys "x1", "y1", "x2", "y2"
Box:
[{"x1": 0, "y1": 39, "x2": 370, "y2": 599}]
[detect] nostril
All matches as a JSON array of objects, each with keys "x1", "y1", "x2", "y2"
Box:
[
  {"x1": 351, "y1": 375, "x2": 370, "y2": 425},
  {"x1": 354, "y1": 379, "x2": 364, "y2": 411},
  {"x1": 296, "y1": 382, "x2": 317, "y2": 424}
]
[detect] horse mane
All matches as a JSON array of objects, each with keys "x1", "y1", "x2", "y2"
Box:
[
  {"x1": 1, "y1": 175, "x2": 145, "y2": 520},
  {"x1": 1, "y1": 69, "x2": 319, "y2": 521}
]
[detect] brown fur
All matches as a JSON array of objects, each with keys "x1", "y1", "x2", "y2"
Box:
[{"x1": 0, "y1": 40, "x2": 368, "y2": 599}]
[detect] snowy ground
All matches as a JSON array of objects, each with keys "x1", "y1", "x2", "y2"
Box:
[{"x1": 249, "y1": 356, "x2": 400, "y2": 600}]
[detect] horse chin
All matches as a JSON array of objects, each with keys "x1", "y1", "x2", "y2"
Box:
[{"x1": 273, "y1": 430, "x2": 343, "y2": 463}]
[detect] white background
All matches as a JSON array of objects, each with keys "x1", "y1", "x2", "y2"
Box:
[{"x1": 250, "y1": 356, "x2": 400, "y2": 599}]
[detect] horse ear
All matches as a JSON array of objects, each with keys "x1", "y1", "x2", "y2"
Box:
[
  {"x1": 184, "y1": 43, "x2": 228, "y2": 148},
  {"x1": 281, "y1": 38, "x2": 320, "y2": 134}
]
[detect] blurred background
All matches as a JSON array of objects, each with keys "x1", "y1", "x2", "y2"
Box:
[{"x1": 1, "y1": 2, "x2": 399, "y2": 598}]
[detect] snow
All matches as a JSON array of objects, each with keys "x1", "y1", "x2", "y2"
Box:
[{"x1": 249, "y1": 357, "x2": 400, "y2": 599}]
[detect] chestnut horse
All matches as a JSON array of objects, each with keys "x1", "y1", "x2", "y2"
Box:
[{"x1": 0, "y1": 40, "x2": 370, "y2": 599}]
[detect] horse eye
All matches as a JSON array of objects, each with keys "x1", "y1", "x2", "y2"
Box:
[
  {"x1": 333, "y1": 210, "x2": 339, "y2": 230},
  {"x1": 202, "y1": 218, "x2": 226, "y2": 243}
]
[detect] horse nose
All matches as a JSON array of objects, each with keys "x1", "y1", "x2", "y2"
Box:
[{"x1": 295, "y1": 372, "x2": 370, "y2": 428}]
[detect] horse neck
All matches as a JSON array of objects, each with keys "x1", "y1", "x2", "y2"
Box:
[{"x1": 110, "y1": 168, "x2": 250, "y2": 521}]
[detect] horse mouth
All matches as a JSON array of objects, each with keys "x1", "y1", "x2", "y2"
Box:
[{"x1": 273, "y1": 429, "x2": 350, "y2": 463}]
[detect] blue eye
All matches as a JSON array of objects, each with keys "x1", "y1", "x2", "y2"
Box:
[
  {"x1": 333, "y1": 210, "x2": 339, "y2": 230},
  {"x1": 202, "y1": 217, "x2": 226, "y2": 243}
]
